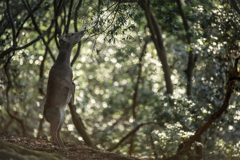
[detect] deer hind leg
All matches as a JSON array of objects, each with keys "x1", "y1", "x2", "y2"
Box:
[
  {"x1": 50, "y1": 120, "x2": 61, "y2": 148},
  {"x1": 47, "y1": 109, "x2": 63, "y2": 149},
  {"x1": 56, "y1": 110, "x2": 66, "y2": 149}
]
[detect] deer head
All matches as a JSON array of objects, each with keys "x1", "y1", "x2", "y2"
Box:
[{"x1": 58, "y1": 30, "x2": 85, "y2": 46}]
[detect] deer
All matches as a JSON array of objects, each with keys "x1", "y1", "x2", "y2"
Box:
[{"x1": 43, "y1": 30, "x2": 84, "y2": 149}]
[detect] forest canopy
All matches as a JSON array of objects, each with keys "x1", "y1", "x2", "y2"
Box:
[{"x1": 1, "y1": 0, "x2": 240, "y2": 159}]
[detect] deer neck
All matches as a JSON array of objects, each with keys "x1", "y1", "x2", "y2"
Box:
[{"x1": 55, "y1": 42, "x2": 74, "y2": 66}]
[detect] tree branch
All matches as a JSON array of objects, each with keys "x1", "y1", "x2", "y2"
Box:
[
  {"x1": 132, "y1": 41, "x2": 148, "y2": 119},
  {"x1": 68, "y1": 103, "x2": 93, "y2": 146},
  {"x1": 177, "y1": 82, "x2": 234, "y2": 154},
  {"x1": 167, "y1": 65, "x2": 238, "y2": 159},
  {"x1": 16, "y1": 0, "x2": 44, "y2": 38},
  {"x1": 6, "y1": 0, "x2": 16, "y2": 47},
  {"x1": 65, "y1": 0, "x2": 73, "y2": 34},
  {"x1": 4, "y1": 56, "x2": 26, "y2": 136},
  {"x1": 71, "y1": 0, "x2": 83, "y2": 66},
  {"x1": 53, "y1": 0, "x2": 63, "y2": 49},
  {"x1": 21, "y1": 0, "x2": 55, "y2": 62},
  {"x1": 0, "y1": 20, "x2": 54, "y2": 59},
  {"x1": 231, "y1": 0, "x2": 240, "y2": 16},
  {"x1": 176, "y1": 0, "x2": 195, "y2": 96},
  {"x1": 140, "y1": 0, "x2": 173, "y2": 94}
]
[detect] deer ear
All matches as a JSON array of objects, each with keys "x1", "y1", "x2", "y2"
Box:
[{"x1": 58, "y1": 35, "x2": 67, "y2": 42}]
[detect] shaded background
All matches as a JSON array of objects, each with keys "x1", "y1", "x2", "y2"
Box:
[{"x1": 1, "y1": 0, "x2": 240, "y2": 159}]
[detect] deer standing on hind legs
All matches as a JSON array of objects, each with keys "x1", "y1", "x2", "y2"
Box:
[{"x1": 43, "y1": 31, "x2": 84, "y2": 149}]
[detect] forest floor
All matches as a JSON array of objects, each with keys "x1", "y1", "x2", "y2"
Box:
[{"x1": 0, "y1": 134, "x2": 144, "y2": 160}]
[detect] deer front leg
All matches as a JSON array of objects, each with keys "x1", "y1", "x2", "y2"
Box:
[{"x1": 57, "y1": 78, "x2": 75, "y2": 105}]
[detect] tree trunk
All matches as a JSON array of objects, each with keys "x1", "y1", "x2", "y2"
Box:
[
  {"x1": 176, "y1": 0, "x2": 195, "y2": 97},
  {"x1": 68, "y1": 103, "x2": 93, "y2": 146},
  {"x1": 140, "y1": 1, "x2": 173, "y2": 94}
]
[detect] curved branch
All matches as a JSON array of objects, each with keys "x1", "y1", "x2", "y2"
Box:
[
  {"x1": 175, "y1": 82, "x2": 234, "y2": 156},
  {"x1": 68, "y1": 103, "x2": 93, "y2": 146}
]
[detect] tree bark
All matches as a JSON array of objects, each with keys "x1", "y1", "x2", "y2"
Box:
[
  {"x1": 176, "y1": 0, "x2": 195, "y2": 97},
  {"x1": 140, "y1": 0, "x2": 173, "y2": 94},
  {"x1": 68, "y1": 103, "x2": 93, "y2": 146}
]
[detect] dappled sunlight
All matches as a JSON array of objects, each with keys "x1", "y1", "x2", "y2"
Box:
[
  {"x1": 2, "y1": 0, "x2": 240, "y2": 159},
  {"x1": 67, "y1": 124, "x2": 74, "y2": 131}
]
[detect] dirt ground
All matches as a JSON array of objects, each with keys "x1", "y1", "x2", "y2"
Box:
[{"x1": 0, "y1": 134, "x2": 144, "y2": 160}]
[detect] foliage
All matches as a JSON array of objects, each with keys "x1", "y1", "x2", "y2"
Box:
[{"x1": 1, "y1": 0, "x2": 240, "y2": 159}]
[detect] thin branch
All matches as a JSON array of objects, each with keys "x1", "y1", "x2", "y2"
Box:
[
  {"x1": 65, "y1": 0, "x2": 73, "y2": 34},
  {"x1": 176, "y1": 0, "x2": 195, "y2": 96},
  {"x1": 21, "y1": 0, "x2": 55, "y2": 62},
  {"x1": 74, "y1": 0, "x2": 82, "y2": 32},
  {"x1": 0, "y1": 20, "x2": 54, "y2": 59},
  {"x1": 16, "y1": 0, "x2": 44, "y2": 38},
  {"x1": 6, "y1": 0, "x2": 16, "y2": 47},
  {"x1": 132, "y1": 41, "x2": 148, "y2": 119},
  {"x1": 53, "y1": 0, "x2": 63, "y2": 49},
  {"x1": 36, "y1": 118, "x2": 44, "y2": 138},
  {"x1": 71, "y1": 0, "x2": 83, "y2": 67},
  {"x1": 150, "y1": 132, "x2": 158, "y2": 159},
  {"x1": 102, "y1": 2, "x2": 120, "y2": 33},
  {"x1": 63, "y1": 0, "x2": 67, "y2": 33},
  {"x1": 128, "y1": 133, "x2": 135, "y2": 156},
  {"x1": 4, "y1": 56, "x2": 26, "y2": 136}
]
